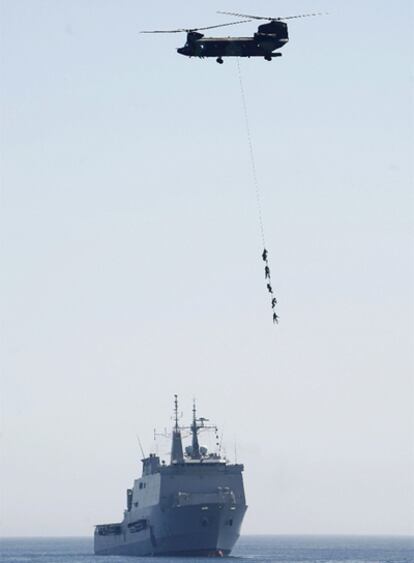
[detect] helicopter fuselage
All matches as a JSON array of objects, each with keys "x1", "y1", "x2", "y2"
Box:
[{"x1": 177, "y1": 22, "x2": 289, "y2": 62}]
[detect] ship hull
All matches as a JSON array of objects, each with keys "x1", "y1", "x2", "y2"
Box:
[{"x1": 94, "y1": 503, "x2": 246, "y2": 556}]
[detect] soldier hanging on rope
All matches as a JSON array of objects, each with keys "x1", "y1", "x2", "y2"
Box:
[
  {"x1": 263, "y1": 247, "x2": 279, "y2": 324},
  {"x1": 238, "y1": 59, "x2": 280, "y2": 325}
]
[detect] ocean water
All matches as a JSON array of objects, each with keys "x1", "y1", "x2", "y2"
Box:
[{"x1": 1, "y1": 536, "x2": 413, "y2": 563}]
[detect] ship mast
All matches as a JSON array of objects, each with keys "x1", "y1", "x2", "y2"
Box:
[
  {"x1": 170, "y1": 394, "x2": 184, "y2": 463},
  {"x1": 191, "y1": 399, "x2": 201, "y2": 459}
]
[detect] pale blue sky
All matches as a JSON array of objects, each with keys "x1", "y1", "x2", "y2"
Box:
[{"x1": 1, "y1": 0, "x2": 413, "y2": 536}]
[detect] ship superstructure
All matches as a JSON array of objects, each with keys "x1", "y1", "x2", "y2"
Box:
[{"x1": 94, "y1": 396, "x2": 247, "y2": 557}]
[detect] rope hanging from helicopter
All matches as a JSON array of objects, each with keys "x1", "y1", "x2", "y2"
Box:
[
  {"x1": 141, "y1": 11, "x2": 329, "y2": 326},
  {"x1": 236, "y1": 59, "x2": 279, "y2": 325}
]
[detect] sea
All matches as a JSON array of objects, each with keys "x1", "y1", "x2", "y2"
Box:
[{"x1": 1, "y1": 536, "x2": 413, "y2": 563}]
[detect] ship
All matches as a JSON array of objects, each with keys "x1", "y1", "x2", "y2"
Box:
[{"x1": 94, "y1": 396, "x2": 247, "y2": 557}]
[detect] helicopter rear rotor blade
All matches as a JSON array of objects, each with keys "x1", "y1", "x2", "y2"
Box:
[
  {"x1": 276, "y1": 13, "x2": 328, "y2": 21},
  {"x1": 217, "y1": 11, "x2": 327, "y2": 22},
  {"x1": 140, "y1": 20, "x2": 250, "y2": 34}
]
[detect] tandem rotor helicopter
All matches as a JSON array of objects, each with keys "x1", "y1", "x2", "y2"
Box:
[{"x1": 141, "y1": 10, "x2": 326, "y2": 63}]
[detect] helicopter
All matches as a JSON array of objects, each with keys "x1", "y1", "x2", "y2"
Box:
[{"x1": 141, "y1": 11, "x2": 325, "y2": 64}]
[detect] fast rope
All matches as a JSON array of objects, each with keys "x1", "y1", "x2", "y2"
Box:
[{"x1": 237, "y1": 59, "x2": 279, "y2": 325}]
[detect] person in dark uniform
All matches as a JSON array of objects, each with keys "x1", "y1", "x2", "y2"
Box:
[
  {"x1": 273, "y1": 312, "x2": 279, "y2": 324},
  {"x1": 262, "y1": 248, "x2": 268, "y2": 262},
  {"x1": 265, "y1": 265, "x2": 271, "y2": 279},
  {"x1": 271, "y1": 297, "x2": 277, "y2": 308},
  {"x1": 267, "y1": 283, "x2": 273, "y2": 294}
]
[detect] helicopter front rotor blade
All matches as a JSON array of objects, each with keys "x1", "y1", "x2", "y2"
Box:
[
  {"x1": 140, "y1": 29, "x2": 187, "y2": 33},
  {"x1": 194, "y1": 20, "x2": 251, "y2": 32},
  {"x1": 141, "y1": 20, "x2": 250, "y2": 34}
]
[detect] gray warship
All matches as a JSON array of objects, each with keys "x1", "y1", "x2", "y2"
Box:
[{"x1": 94, "y1": 396, "x2": 247, "y2": 557}]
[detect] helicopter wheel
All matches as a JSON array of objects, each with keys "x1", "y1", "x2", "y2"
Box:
[
  {"x1": 216, "y1": 57, "x2": 224, "y2": 64},
  {"x1": 264, "y1": 55, "x2": 272, "y2": 61}
]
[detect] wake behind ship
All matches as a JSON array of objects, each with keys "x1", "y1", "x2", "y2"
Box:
[{"x1": 94, "y1": 397, "x2": 247, "y2": 557}]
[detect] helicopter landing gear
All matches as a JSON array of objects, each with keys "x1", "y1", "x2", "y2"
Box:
[
  {"x1": 216, "y1": 57, "x2": 224, "y2": 64},
  {"x1": 264, "y1": 54, "x2": 272, "y2": 61}
]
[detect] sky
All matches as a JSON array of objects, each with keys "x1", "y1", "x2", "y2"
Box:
[{"x1": 1, "y1": 0, "x2": 413, "y2": 537}]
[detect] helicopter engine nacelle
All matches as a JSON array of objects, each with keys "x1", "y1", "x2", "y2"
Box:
[{"x1": 257, "y1": 20, "x2": 288, "y2": 39}]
